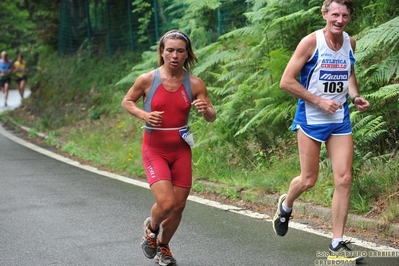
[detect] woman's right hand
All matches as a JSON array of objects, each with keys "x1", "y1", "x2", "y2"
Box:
[{"x1": 145, "y1": 111, "x2": 164, "y2": 127}]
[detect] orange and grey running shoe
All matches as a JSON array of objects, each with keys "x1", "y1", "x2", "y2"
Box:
[
  {"x1": 154, "y1": 243, "x2": 177, "y2": 266},
  {"x1": 141, "y1": 217, "x2": 158, "y2": 259}
]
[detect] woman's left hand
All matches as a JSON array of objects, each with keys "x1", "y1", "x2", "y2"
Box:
[{"x1": 192, "y1": 99, "x2": 209, "y2": 114}]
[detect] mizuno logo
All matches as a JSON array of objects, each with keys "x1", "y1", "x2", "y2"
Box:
[{"x1": 319, "y1": 71, "x2": 348, "y2": 81}]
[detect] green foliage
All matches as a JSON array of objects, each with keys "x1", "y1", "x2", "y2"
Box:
[
  {"x1": 164, "y1": 0, "x2": 249, "y2": 47},
  {"x1": 45, "y1": 131, "x2": 61, "y2": 147},
  {"x1": 350, "y1": 156, "x2": 399, "y2": 215},
  {"x1": 356, "y1": 16, "x2": 399, "y2": 68},
  {"x1": 355, "y1": 16, "x2": 399, "y2": 99},
  {"x1": 25, "y1": 52, "x2": 136, "y2": 130},
  {"x1": 381, "y1": 201, "x2": 399, "y2": 225},
  {"x1": 133, "y1": 0, "x2": 154, "y2": 43},
  {"x1": 28, "y1": 128, "x2": 38, "y2": 138},
  {"x1": 351, "y1": 193, "x2": 372, "y2": 214},
  {"x1": 166, "y1": 0, "x2": 222, "y2": 45},
  {"x1": 116, "y1": 49, "x2": 158, "y2": 86},
  {"x1": 189, "y1": 1, "x2": 323, "y2": 162},
  {"x1": 354, "y1": 16, "x2": 399, "y2": 163},
  {"x1": 360, "y1": 0, "x2": 399, "y2": 27},
  {"x1": 0, "y1": 0, "x2": 35, "y2": 51}
]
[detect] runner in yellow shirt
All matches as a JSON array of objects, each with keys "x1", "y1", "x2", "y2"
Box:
[{"x1": 13, "y1": 53, "x2": 28, "y2": 98}]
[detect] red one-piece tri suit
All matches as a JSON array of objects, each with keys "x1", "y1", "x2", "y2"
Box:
[{"x1": 142, "y1": 68, "x2": 194, "y2": 188}]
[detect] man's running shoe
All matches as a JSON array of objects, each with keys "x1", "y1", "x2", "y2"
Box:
[
  {"x1": 154, "y1": 244, "x2": 177, "y2": 266},
  {"x1": 272, "y1": 194, "x2": 292, "y2": 236},
  {"x1": 328, "y1": 240, "x2": 364, "y2": 262},
  {"x1": 141, "y1": 217, "x2": 158, "y2": 259}
]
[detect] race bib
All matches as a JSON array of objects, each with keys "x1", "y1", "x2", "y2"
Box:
[
  {"x1": 179, "y1": 126, "x2": 195, "y2": 147},
  {"x1": 317, "y1": 70, "x2": 349, "y2": 94}
]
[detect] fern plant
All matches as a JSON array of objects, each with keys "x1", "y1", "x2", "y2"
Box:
[
  {"x1": 132, "y1": 0, "x2": 154, "y2": 44},
  {"x1": 191, "y1": 0, "x2": 324, "y2": 156},
  {"x1": 355, "y1": 16, "x2": 399, "y2": 158}
]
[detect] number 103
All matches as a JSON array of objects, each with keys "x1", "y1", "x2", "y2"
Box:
[{"x1": 322, "y1": 81, "x2": 344, "y2": 93}]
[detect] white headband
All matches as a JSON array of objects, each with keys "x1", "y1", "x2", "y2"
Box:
[{"x1": 162, "y1": 32, "x2": 189, "y2": 43}]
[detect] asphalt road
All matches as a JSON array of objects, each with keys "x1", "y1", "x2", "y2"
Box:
[
  {"x1": 0, "y1": 88, "x2": 31, "y2": 112},
  {"x1": 1, "y1": 98, "x2": 398, "y2": 265}
]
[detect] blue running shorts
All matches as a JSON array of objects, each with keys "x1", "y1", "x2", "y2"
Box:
[{"x1": 291, "y1": 122, "x2": 352, "y2": 143}]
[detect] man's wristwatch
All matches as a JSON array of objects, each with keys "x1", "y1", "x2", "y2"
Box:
[{"x1": 351, "y1": 95, "x2": 360, "y2": 104}]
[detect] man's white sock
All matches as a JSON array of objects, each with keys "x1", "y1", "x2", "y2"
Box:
[
  {"x1": 282, "y1": 200, "x2": 292, "y2": 213},
  {"x1": 331, "y1": 238, "x2": 344, "y2": 249}
]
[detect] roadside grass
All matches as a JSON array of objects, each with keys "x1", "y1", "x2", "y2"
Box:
[
  {"x1": 381, "y1": 201, "x2": 399, "y2": 224},
  {"x1": 55, "y1": 113, "x2": 145, "y2": 178},
  {"x1": 56, "y1": 114, "x2": 398, "y2": 225},
  {"x1": 1, "y1": 51, "x2": 398, "y2": 226}
]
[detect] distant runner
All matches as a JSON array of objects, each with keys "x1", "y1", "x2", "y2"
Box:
[{"x1": 0, "y1": 51, "x2": 13, "y2": 106}]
